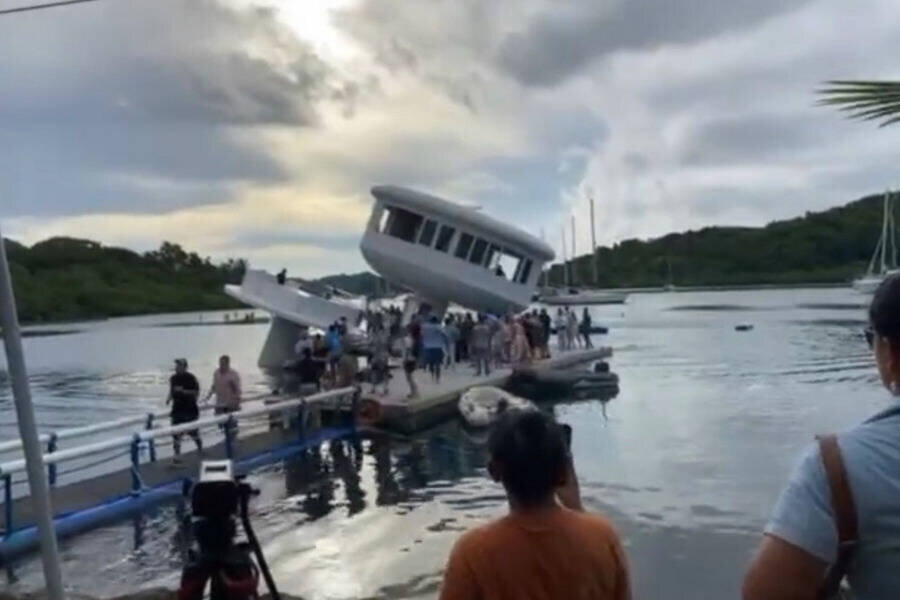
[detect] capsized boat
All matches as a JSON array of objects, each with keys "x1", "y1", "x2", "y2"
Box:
[{"x1": 458, "y1": 386, "x2": 535, "y2": 428}]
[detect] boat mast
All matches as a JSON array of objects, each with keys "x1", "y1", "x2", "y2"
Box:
[
  {"x1": 571, "y1": 215, "x2": 578, "y2": 287},
  {"x1": 891, "y1": 191, "x2": 898, "y2": 270},
  {"x1": 589, "y1": 193, "x2": 598, "y2": 286},
  {"x1": 882, "y1": 190, "x2": 890, "y2": 274}
]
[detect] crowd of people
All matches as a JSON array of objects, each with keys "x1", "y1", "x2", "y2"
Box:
[{"x1": 359, "y1": 304, "x2": 598, "y2": 399}]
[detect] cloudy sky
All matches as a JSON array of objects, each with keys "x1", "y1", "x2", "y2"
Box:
[{"x1": 3, "y1": 0, "x2": 900, "y2": 277}]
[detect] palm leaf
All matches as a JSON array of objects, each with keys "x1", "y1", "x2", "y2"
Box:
[{"x1": 819, "y1": 80, "x2": 900, "y2": 127}]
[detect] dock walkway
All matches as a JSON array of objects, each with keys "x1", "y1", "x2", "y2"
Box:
[{"x1": 372, "y1": 346, "x2": 612, "y2": 432}]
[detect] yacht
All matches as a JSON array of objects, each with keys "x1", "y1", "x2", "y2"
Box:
[
  {"x1": 226, "y1": 185, "x2": 555, "y2": 367},
  {"x1": 853, "y1": 191, "x2": 899, "y2": 294}
]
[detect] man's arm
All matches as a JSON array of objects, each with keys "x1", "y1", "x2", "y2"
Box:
[
  {"x1": 743, "y1": 534, "x2": 826, "y2": 600},
  {"x1": 204, "y1": 373, "x2": 216, "y2": 403},
  {"x1": 556, "y1": 455, "x2": 583, "y2": 511},
  {"x1": 439, "y1": 538, "x2": 481, "y2": 600},
  {"x1": 743, "y1": 443, "x2": 835, "y2": 599}
]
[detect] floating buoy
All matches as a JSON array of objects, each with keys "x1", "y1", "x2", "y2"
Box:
[{"x1": 735, "y1": 324, "x2": 754, "y2": 332}]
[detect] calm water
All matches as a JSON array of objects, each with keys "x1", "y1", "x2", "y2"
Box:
[{"x1": 2, "y1": 288, "x2": 889, "y2": 599}]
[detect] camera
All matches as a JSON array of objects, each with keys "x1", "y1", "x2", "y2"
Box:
[{"x1": 177, "y1": 461, "x2": 280, "y2": 600}]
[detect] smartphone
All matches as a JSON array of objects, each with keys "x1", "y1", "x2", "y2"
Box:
[{"x1": 561, "y1": 424, "x2": 572, "y2": 450}]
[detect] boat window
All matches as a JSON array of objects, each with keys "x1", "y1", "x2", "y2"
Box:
[
  {"x1": 385, "y1": 207, "x2": 423, "y2": 243},
  {"x1": 435, "y1": 225, "x2": 455, "y2": 252},
  {"x1": 377, "y1": 207, "x2": 392, "y2": 233},
  {"x1": 492, "y1": 248, "x2": 522, "y2": 281},
  {"x1": 455, "y1": 233, "x2": 475, "y2": 259},
  {"x1": 517, "y1": 258, "x2": 533, "y2": 284},
  {"x1": 486, "y1": 244, "x2": 501, "y2": 269},
  {"x1": 469, "y1": 238, "x2": 488, "y2": 265},
  {"x1": 418, "y1": 219, "x2": 438, "y2": 247}
]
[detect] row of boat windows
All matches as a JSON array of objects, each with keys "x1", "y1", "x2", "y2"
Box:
[{"x1": 378, "y1": 206, "x2": 534, "y2": 284}]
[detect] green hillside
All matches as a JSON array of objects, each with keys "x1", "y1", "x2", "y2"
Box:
[
  {"x1": 4, "y1": 238, "x2": 246, "y2": 323},
  {"x1": 547, "y1": 192, "x2": 889, "y2": 288}
]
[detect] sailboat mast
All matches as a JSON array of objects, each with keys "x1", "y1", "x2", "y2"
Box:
[
  {"x1": 891, "y1": 191, "x2": 898, "y2": 270},
  {"x1": 571, "y1": 215, "x2": 577, "y2": 286},
  {"x1": 882, "y1": 190, "x2": 890, "y2": 274},
  {"x1": 589, "y1": 194, "x2": 598, "y2": 286}
]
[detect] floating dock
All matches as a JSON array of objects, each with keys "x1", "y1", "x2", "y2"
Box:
[{"x1": 372, "y1": 346, "x2": 612, "y2": 433}]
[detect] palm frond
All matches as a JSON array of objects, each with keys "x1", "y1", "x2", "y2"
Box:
[{"x1": 818, "y1": 80, "x2": 900, "y2": 127}]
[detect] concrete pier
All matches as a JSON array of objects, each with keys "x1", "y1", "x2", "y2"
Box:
[{"x1": 370, "y1": 346, "x2": 612, "y2": 433}]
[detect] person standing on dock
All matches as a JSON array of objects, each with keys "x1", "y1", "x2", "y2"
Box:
[
  {"x1": 459, "y1": 313, "x2": 474, "y2": 363},
  {"x1": 566, "y1": 307, "x2": 580, "y2": 349},
  {"x1": 166, "y1": 358, "x2": 202, "y2": 462},
  {"x1": 205, "y1": 354, "x2": 242, "y2": 416},
  {"x1": 402, "y1": 329, "x2": 419, "y2": 399},
  {"x1": 555, "y1": 308, "x2": 568, "y2": 351},
  {"x1": 422, "y1": 316, "x2": 450, "y2": 383},
  {"x1": 471, "y1": 314, "x2": 492, "y2": 376},
  {"x1": 580, "y1": 308, "x2": 594, "y2": 349},
  {"x1": 539, "y1": 308, "x2": 552, "y2": 358},
  {"x1": 443, "y1": 315, "x2": 460, "y2": 371},
  {"x1": 439, "y1": 410, "x2": 631, "y2": 600}
]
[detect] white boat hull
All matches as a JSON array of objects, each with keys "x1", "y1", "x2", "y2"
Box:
[
  {"x1": 853, "y1": 270, "x2": 900, "y2": 295},
  {"x1": 541, "y1": 291, "x2": 629, "y2": 305}
]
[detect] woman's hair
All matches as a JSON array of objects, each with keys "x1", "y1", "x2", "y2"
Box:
[
  {"x1": 488, "y1": 410, "x2": 567, "y2": 506},
  {"x1": 870, "y1": 273, "x2": 900, "y2": 341}
]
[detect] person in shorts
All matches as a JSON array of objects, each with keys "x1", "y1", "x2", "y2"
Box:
[{"x1": 166, "y1": 358, "x2": 202, "y2": 463}]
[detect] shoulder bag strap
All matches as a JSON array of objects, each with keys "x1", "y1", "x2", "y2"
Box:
[{"x1": 816, "y1": 434, "x2": 859, "y2": 599}]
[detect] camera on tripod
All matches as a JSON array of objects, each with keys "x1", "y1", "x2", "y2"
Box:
[{"x1": 178, "y1": 461, "x2": 280, "y2": 600}]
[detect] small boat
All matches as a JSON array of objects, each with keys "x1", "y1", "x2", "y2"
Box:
[
  {"x1": 854, "y1": 190, "x2": 899, "y2": 294},
  {"x1": 539, "y1": 287, "x2": 629, "y2": 306},
  {"x1": 735, "y1": 324, "x2": 754, "y2": 332},
  {"x1": 458, "y1": 386, "x2": 535, "y2": 428},
  {"x1": 509, "y1": 369, "x2": 619, "y2": 400}
]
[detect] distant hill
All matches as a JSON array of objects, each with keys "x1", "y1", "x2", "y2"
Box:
[
  {"x1": 548, "y1": 192, "x2": 889, "y2": 288},
  {"x1": 4, "y1": 238, "x2": 246, "y2": 323}
]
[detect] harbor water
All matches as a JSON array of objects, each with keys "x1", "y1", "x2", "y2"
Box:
[{"x1": 0, "y1": 288, "x2": 888, "y2": 599}]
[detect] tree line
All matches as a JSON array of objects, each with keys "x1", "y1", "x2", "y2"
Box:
[
  {"x1": 547, "y1": 192, "x2": 889, "y2": 288},
  {"x1": 5, "y1": 238, "x2": 246, "y2": 323}
]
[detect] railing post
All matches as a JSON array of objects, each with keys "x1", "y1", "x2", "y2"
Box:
[
  {"x1": 145, "y1": 413, "x2": 157, "y2": 463},
  {"x1": 46, "y1": 433, "x2": 57, "y2": 487},
  {"x1": 3, "y1": 474, "x2": 11, "y2": 537},
  {"x1": 130, "y1": 434, "x2": 141, "y2": 496},
  {"x1": 224, "y1": 415, "x2": 236, "y2": 460}
]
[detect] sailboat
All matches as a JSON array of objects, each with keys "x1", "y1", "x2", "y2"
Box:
[{"x1": 853, "y1": 190, "x2": 899, "y2": 294}]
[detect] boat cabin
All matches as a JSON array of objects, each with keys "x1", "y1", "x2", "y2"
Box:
[{"x1": 360, "y1": 185, "x2": 555, "y2": 314}]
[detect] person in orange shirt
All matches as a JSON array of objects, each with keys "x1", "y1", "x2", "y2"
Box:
[{"x1": 440, "y1": 410, "x2": 631, "y2": 600}]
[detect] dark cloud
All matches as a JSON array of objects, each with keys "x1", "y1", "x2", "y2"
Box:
[
  {"x1": 496, "y1": 0, "x2": 811, "y2": 86},
  {"x1": 680, "y1": 112, "x2": 832, "y2": 165},
  {"x1": 0, "y1": 0, "x2": 334, "y2": 218}
]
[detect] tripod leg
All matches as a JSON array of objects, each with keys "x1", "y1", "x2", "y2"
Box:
[{"x1": 240, "y1": 491, "x2": 280, "y2": 600}]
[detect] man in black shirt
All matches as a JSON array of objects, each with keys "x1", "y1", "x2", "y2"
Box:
[
  {"x1": 166, "y1": 358, "x2": 202, "y2": 462},
  {"x1": 294, "y1": 348, "x2": 324, "y2": 392}
]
